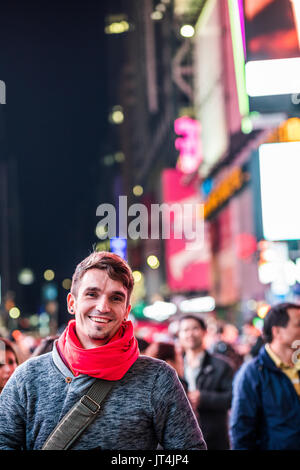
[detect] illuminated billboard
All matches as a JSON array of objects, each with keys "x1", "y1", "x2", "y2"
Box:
[
  {"x1": 162, "y1": 169, "x2": 211, "y2": 292},
  {"x1": 259, "y1": 141, "x2": 300, "y2": 240},
  {"x1": 244, "y1": 0, "x2": 300, "y2": 99}
]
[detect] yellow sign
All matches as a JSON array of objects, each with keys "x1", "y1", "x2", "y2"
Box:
[
  {"x1": 267, "y1": 117, "x2": 300, "y2": 143},
  {"x1": 204, "y1": 167, "x2": 250, "y2": 219}
]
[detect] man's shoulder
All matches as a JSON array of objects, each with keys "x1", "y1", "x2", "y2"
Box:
[
  {"x1": 233, "y1": 355, "x2": 262, "y2": 386},
  {"x1": 134, "y1": 354, "x2": 175, "y2": 371},
  {"x1": 129, "y1": 355, "x2": 178, "y2": 381},
  {"x1": 14, "y1": 352, "x2": 53, "y2": 379}
]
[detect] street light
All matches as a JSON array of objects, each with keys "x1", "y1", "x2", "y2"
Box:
[{"x1": 180, "y1": 25, "x2": 194, "y2": 38}]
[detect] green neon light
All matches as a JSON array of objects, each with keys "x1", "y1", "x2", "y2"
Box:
[{"x1": 228, "y1": 0, "x2": 249, "y2": 119}]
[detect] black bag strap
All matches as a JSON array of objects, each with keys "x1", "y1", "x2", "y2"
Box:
[{"x1": 42, "y1": 378, "x2": 115, "y2": 450}]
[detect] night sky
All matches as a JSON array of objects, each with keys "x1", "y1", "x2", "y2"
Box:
[{"x1": 0, "y1": 1, "x2": 114, "y2": 316}]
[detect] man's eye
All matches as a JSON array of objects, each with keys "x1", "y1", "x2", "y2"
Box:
[
  {"x1": 87, "y1": 292, "x2": 96, "y2": 297},
  {"x1": 112, "y1": 296, "x2": 122, "y2": 302}
]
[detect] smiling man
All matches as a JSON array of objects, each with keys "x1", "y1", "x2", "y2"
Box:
[{"x1": 0, "y1": 251, "x2": 206, "y2": 451}]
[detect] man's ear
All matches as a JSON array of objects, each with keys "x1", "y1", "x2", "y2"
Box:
[
  {"x1": 124, "y1": 304, "x2": 131, "y2": 321},
  {"x1": 67, "y1": 292, "x2": 76, "y2": 315},
  {"x1": 271, "y1": 325, "x2": 281, "y2": 340}
]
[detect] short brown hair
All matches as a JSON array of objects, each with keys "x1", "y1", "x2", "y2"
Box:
[
  {"x1": 70, "y1": 251, "x2": 134, "y2": 305},
  {"x1": 262, "y1": 302, "x2": 300, "y2": 343}
]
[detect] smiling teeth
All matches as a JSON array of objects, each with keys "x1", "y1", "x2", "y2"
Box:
[{"x1": 90, "y1": 317, "x2": 110, "y2": 323}]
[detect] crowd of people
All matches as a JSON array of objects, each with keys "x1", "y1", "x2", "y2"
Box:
[{"x1": 0, "y1": 251, "x2": 299, "y2": 450}]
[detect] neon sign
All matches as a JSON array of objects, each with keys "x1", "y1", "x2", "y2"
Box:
[{"x1": 174, "y1": 116, "x2": 202, "y2": 174}]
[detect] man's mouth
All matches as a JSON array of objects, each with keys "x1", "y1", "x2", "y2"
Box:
[{"x1": 88, "y1": 316, "x2": 111, "y2": 324}]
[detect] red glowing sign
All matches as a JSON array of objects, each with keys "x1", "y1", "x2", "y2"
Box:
[{"x1": 174, "y1": 116, "x2": 202, "y2": 174}]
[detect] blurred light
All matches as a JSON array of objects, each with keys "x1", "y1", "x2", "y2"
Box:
[
  {"x1": 9, "y1": 307, "x2": 20, "y2": 319},
  {"x1": 156, "y1": 4, "x2": 166, "y2": 12},
  {"x1": 180, "y1": 296, "x2": 215, "y2": 313},
  {"x1": 258, "y1": 262, "x2": 275, "y2": 284},
  {"x1": 42, "y1": 284, "x2": 58, "y2": 301},
  {"x1": 44, "y1": 269, "x2": 55, "y2": 281},
  {"x1": 110, "y1": 237, "x2": 127, "y2": 259},
  {"x1": 228, "y1": 0, "x2": 249, "y2": 118},
  {"x1": 62, "y1": 278, "x2": 72, "y2": 290},
  {"x1": 246, "y1": 299, "x2": 257, "y2": 311},
  {"x1": 105, "y1": 20, "x2": 130, "y2": 35},
  {"x1": 283, "y1": 260, "x2": 297, "y2": 286},
  {"x1": 174, "y1": 116, "x2": 202, "y2": 174},
  {"x1": 295, "y1": 258, "x2": 300, "y2": 283},
  {"x1": 151, "y1": 11, "x2": 163, "y2": 20},
  {"x1": 201, "y1": 178, "x2": 213, "y2": 197},
  {"x1": 241, "y1": 116, "x2": 253, "y2": 134},
  {"x1": 11, "y1": 330, "x2": 22, "y2": 341},
  {"x1": 39, "y1": 326, "x2": 50, "y2": 337},
  {"x1": 103, "y1": 154, "x2": 114, "y2": 166},
  {"x1": 246, "y1": 58, "x2": 300, "y2": 97},
  {"x1": 40, "y1": 312, "x2": 50, "y2": 324},
  {"x1": 257, "y1": 303, "x2": 270, "y2": 319},
  {"x1": 259, "y1": 142, "x2": 300, "y2": 240},
  {"x1": 95, "y1": 240, "x2": 110, "y2": 252},
  {"x1": 29, "y1": 315, "x2": 39, "y2": 327},
  {"x1": 291, "y1": 0, "x2": 300, "y2": 48},
  {"x1": 18, "y1": 268, "x2": 35, "y2": 285},
  {"x1": 111, "y1": 109, "x2": 124, "y2": 124},
  {"x1": 133, "y1": 185, "x2": 143, "y2": 196},
  {"x1": 147, "y1": 255, "x2": 160, "y2": 269},
  {"x1": 253, "y1": 317, "x2": 264, "y2": 331},
  {"x1": 95, "y1": 223, "x2": 108, "y2": 239},
  {"x1": 235, "y1": 233, "x2": 257, "y2": 260},
  {"x1": 143, "y1": 301, "x2": 177, "y2": 322},
  {"x1": 132, "y1": 271, "x2": 143, "y2": 283},
  {"x1": 115, "y1": 151, "x2": 125, "y2": 163},
  {"x1": 180, "y1": 25, "x2": 194, "y2": 38}
]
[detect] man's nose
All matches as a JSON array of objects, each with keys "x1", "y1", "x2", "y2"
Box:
[{"x1": 96, "y1": 295, "x2": 110, "y2": 312}]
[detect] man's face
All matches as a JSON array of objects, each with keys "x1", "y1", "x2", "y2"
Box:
[
  {"x1": 178, "y1": 318, "x2": 206, "y2": 352},
  {"x1": 275, "y1": 308, "x2": 300, "y2": 351},
  {"x1": 0, "y1": 350, "x2": 18, "y2": 391},
  {"x1": 67, "y1": 268, "x2": 131, "y2": 349}
]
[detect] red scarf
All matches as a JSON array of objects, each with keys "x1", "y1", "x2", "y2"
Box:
[{"x1": 57, "y1": 319, "x2": 139, "y2": 380}]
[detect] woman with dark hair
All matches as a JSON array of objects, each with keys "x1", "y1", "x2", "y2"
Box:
[{"x1": 0, "y1": 338, "x2": 18, "y2": 394}]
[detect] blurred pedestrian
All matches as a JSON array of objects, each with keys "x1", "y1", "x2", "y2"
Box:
[
  {"x1": 0, "y1": 338, "x2": 18, "y2": 394},
  {"x1": 230, "y1": 302, "x2": 300, "y2": 450},
  {"x1": 136, "y1": 337, "x2": 150, "y2": 354},
  {"x1": 144, "y1": 341, "x2": 187, "y2": 391},
  {"x1": 178, "y1": 315, "x2": 234, "y2": 450},
  {"x1": 0, "y1": 251, "x2": 206, "y2": 450},
  {"x1": 210, "y1": 325, "x2": 244, "y2": 372},
  {"x1": 31, "y1": 336, "x2": 59, "y2": 357}
]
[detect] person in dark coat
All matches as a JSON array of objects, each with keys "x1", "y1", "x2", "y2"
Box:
[
  {"x1": 178, "y1": 315, "x2": 234, "y2": 450},
  {"x1": 230, "y1": 302, "x2": 300, "y2": 450}
]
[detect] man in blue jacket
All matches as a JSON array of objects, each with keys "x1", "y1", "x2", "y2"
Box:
[{"x1": 230, "y1": 302, "x2": 300, "y2": 450}]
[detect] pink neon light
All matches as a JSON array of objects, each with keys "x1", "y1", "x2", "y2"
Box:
[{"x1": 174, "y1": 116, "x2": 202, "y2": 174}]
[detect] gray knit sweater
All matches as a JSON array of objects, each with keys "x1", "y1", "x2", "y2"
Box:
[{"x1": 0, "y1": 343, "x2": 206, "y2": 450}]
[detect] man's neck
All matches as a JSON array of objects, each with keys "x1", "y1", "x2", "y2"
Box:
[
  {"x1": 269, "y1": 342, "x2": 294, "y2": 367},
  {"x1": 185, "y1": 348, "x2": 205, "y2": 367}
]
